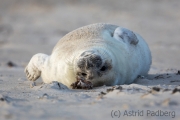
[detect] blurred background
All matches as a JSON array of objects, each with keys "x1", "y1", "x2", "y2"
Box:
[{"x1": 0, "y1": 0, "x2": 180, "y2": 70}]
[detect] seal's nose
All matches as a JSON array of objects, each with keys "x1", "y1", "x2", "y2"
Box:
[{"x1": 77, "y1": 70, "x2": 94, "y2": 80}]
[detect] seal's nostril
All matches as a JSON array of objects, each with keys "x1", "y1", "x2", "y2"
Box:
[{"x1": 81, "y1": 73, "x2": 87, "y2": 77}]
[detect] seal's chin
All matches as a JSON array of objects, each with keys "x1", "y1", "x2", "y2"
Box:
[{"x1": 74, "y1": 50, "x2": 113, "y2": 87}]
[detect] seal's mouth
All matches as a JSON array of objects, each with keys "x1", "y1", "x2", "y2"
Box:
[{"x1": 71, "y1": 78, "x2": 93, "y2": 89}]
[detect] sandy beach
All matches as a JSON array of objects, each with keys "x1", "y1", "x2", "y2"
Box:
[{"x1": 0, "y1": 0, "x2": 180, "y2": 120}]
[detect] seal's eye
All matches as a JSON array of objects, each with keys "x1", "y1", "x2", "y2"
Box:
[{"x1": 100, "y1": 66, "x2": 107, "y2": 71}]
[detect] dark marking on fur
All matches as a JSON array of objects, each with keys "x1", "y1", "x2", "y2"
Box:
[{"x1": 78, "y1": 53, "x2": 102, "y2": 70}]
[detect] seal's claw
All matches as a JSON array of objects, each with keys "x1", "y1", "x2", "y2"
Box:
[{"x1": 25, "y1": 65, "x2": 41, "y2": 81}]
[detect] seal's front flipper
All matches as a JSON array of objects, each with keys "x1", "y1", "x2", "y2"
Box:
[
  {"x1": 113, "y1": 27, "x2": 139, "y2": 45},
  {"x1": 25, "y1": 53, "x2": 48, "y2": 81}
]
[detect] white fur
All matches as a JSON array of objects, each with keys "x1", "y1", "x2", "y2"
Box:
[{"x1": 25, "y1": 23, "x2": 151, "y2": 88}]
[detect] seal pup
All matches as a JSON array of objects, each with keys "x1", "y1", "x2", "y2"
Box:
[{"x1": 25, "y1": 23, "x2": 151, "y2": 89}]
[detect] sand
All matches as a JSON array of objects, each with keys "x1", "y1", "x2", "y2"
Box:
[{"x1": 0, "y1": 0, "x2": 180, "y2": 120}]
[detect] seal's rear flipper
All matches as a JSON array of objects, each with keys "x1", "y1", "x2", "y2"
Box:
[{"x1": 113, "y1": 27, "x2": 139, "y2": 45}]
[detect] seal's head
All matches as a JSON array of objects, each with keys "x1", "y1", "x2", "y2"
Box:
[{"x1": 74, "y1": 49, "x2": 113, "y2": 86}]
